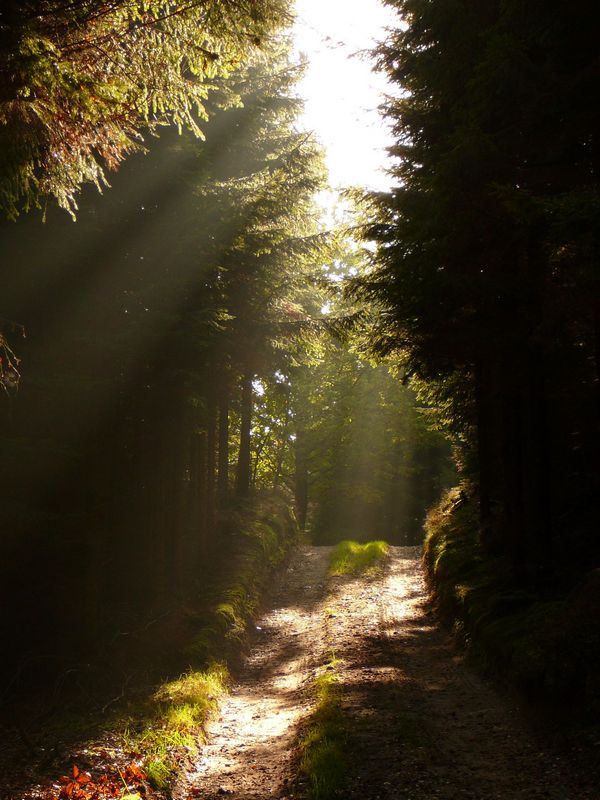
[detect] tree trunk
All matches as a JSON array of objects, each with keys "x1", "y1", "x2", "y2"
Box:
[
  {"x1": 191, "y1": 430, "x2": 207, "y2": 554},
  {"x1": 474, "y1": 357, "x2": 503, "y2": 553},
  {"x1": 235, "y1": 372, "x2": 253, "y2": 497},
  {"x1": 518, "y1": 236, "x2": 551, "y2": 584},
  {"x1": 206, "y1": 395, "x2": 217, "y2": 535},
  {"x1": 294, "y1": 424, "x2": 308, "y2": 530},
  {"x1": 217, "y1": 382, "x2": 230, "y2": 507}
]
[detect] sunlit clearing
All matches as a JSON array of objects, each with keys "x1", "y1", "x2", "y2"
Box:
[{"x1": 328, "y1": 540, "x2": 389, "y2": 576}]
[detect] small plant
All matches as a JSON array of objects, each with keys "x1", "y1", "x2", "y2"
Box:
[
  {"x1": 127, "y1": 663, "x2": 229, "y2": 789},
  {"x1": 298, "y1": 662, "x2": 348, "y2": 800},
  {"x1": 328, "y1": 540, "x2": 389, "y2": 577}
]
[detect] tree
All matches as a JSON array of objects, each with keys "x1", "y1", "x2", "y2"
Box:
[
  {"x1": 0, "y1": 0, "x2": 289, "y2": 218},
  {"x1": 0, "y1": 24, "x2": 335, "y2": 685},
  {"x1": 355, "y1": 0, "x2": 600, "y2": 583}
]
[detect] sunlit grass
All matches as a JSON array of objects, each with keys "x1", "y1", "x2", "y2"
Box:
[
  {"x1": 124, "y1": 663, "x2": 229, "y2": 789},
  {"x1": 299, "y1": 662, "x2": 348, "y2": 799},
  {"x1": 328, "y1": 539, "x2": 389, "y2": 576},
  {"x1": 135, "y1": 498, "x2": 298, "y2": 790}
]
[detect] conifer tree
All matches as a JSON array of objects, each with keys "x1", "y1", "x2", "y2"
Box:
[
  {"x1": 356, "y1": 0, "x2": 600, "y2": 583},
  {"x1": 0, "y1": 0, "x2": 289, "y2": 217}
]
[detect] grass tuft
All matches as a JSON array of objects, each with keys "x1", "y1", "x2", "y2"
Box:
[
  {"x1": 328, "y1": 540, "x2": 389, "y2": 577},
  {"x1": 124, "y1": 663, "x2": 229, "y2": 789},
  {"x1": 299, "y1": 662, "x2": 348, "y2": 800}
]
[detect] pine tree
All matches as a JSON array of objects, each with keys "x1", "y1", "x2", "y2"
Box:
[
  {"x1": 356, "y1": 0, "x2": 600, "y2": 583},
  {"x1": 0, "y1": 0, "x2": 289, "y2": 217}
]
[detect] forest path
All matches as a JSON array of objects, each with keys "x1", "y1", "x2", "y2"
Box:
[
  {"x1": 178, "y1": 545, "x2": 594, "y2": 800},
  {"x1": 176, "y1": 545, "x2": 333, "y2": 800}
]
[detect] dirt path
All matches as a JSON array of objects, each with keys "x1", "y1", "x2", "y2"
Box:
[
  {"x1": 178, "y1": 545, "x2": 596, "y2": 800},
  {"x1": 176, "y1": 545, "x2": 333, "y2": 800}
]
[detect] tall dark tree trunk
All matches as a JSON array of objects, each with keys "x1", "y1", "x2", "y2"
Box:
[
  {"x1": 217, "y1": 382, "x2": 230, "y2": 507},
  {"x1": 206, "y1": 394, "x2": 217, "y2": 535},
  {"x1": 294, "y1": 423, "x2": 308, "y2": 530},
  {"x1": 475, "y1": 357, "x2": 503, "y2": 553},
  {"x1": 517, "y1": 236, "x2": 551, "y2": 584},
  {"x1": 500, "y1": 356, "x2": 525, "y2": 573},
  {"x1": 235, "y1": 372, "x2": 253, "y2": 497},
  {"x1": 191, "y1": 430, "x2": 207, "y2": 554}
]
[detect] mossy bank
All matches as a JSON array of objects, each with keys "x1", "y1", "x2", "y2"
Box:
[{"x1": 424, "y1": 486, "x2": 600, "y2": 727}]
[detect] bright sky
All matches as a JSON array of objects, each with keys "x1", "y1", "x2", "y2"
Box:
[{"x1": 292, "y1": 0, "x2": 397, "y2": 192}]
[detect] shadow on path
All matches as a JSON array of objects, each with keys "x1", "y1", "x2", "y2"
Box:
[
  {"x1": 329, "y1": 548, "x2": 597, "y2": 800},
  {"x1": 176, "y1": 545, "x2": 333, "y2": 800}
]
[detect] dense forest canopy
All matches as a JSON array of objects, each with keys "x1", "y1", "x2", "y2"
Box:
[
  {"x1": 0, "y1": 0, "x2": 598, "y2": 746},
  {"x1": 354, "y1": 0, "x2": 600, "y2": 585},
  {"x1": 0, "y1": 9, "x2": 451, "y2": 695},
  {"x1": 0, "y1": 0, "x2": 289, "y2": 217}
]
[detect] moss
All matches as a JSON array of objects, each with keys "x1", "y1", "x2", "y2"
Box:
[
  {"x1": 423, "y1": 486, "x2": 600, "y2": 720},
  {"x1": 186, "y1": 495, "x2": 298, "y2": 664},
  {"x1": 328, "y1": 540, "x2": 389, "y2": 577},
  {"x1": 128, "y1": 493, "x2": 298, "y2": 791}
]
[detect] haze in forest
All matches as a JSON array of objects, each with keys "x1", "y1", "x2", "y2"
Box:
[
  {"x1": 293, "y1": 0, "x2": 396, "y2": 191},
  {"x1": 0, "y1": 2, "x2": 598, "y2": 798}
]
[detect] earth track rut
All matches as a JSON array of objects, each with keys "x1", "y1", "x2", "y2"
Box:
[{"x1": 178, "y1": 545, "x2": 597, "y2": 800}]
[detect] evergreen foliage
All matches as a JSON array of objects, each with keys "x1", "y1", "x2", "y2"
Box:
[
  {"x1": 0, "y1": 29, "x2": 328, "y2": 690},
  {"x1": 424, "y1": 488, "x2": 600, "y2": 718},
  {"x1": 355, "y1": 0, "x2": 600, "y2": 585},
  {"x1": 0, "y1": 0, "x2": 289, "y2": 217}
]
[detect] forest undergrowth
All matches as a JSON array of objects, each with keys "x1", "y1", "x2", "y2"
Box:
[
  {"x1": 424, "y1": 486, "x2": 600, "y2": 735},
  {"x1": 0, "y1": 491, "x2": 299, "y2": 800}
]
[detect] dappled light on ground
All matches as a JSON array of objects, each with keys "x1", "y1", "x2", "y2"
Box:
[
  {"x1": 179, "y1": 546, "x2": 596, "y2": 800},
  {"x1": 178, "y1": 546, "x2": 332, "y2": 800}
]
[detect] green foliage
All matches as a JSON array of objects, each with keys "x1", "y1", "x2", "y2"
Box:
[
  {"x1": 123, "y1": 663, "x2": 228, "y2": 790},
  {"x1": 295, "y1": 339, "x2": 453, "y2": 545},
  {"x1": 0, "y1": 0, "x2": 290, "y2": 217},
  {"x1": 299, "y1": 663, "x2": 348, "y2": 800},
  {"x1": 0, "y1": 21, "x2": 325, "y2": 690},
  {"x1": 187, "y1": 491, "x2": 298, "y2": 663},
  {"x1": 424, "y1": 488, "x2": 600, "y2": 718},
  {"x1": 116, "y1": 495, "x2": 296, "y2": 791},
  {"x1": 328, "y1": 540, "x2": 389, "y2": 577},
  {"x1": 352, "y1": 0, "x2": 600, "y2": 583}
]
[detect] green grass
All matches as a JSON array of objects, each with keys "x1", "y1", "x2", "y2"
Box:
[
  {"x1": 328, "y1": 540, "x2": 389, "y2": 577},
  {"x1": 134, "y1": 495, "x2": 298, "y2": 789},
  {"x1": 5, "y1": 491, "x2": 299, "y2": 799},
  {"x1": 299, "y1": 663, "x2": 348, "y2": 800},
  {"x1": 123, "y1": 663, "x2": 229, "y2": 789}
]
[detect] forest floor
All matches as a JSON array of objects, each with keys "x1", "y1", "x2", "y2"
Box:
[
  {"x1": 175, "y1": 545, "x2": 598, "y2": 800},
  {"x1": 2, "y1": 545, "x2": 598, "y2": 800}
]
